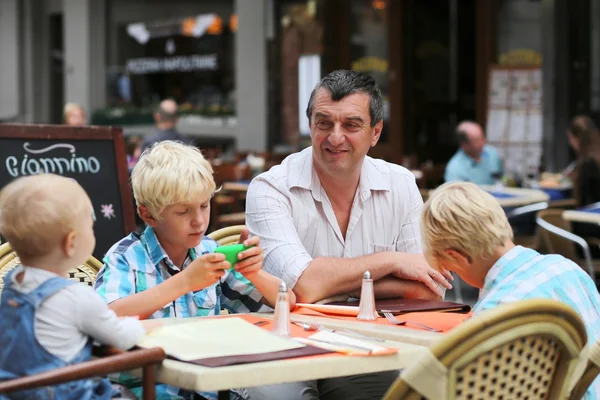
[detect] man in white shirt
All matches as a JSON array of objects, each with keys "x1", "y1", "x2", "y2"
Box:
[{"x1": 245, "y1": 70, "x2": 452, "y2": 400}]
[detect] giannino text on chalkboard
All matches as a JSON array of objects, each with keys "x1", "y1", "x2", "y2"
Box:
[
  {"x1": 6, "y1": 143, "x2": 101, "y2": 177},
  {"x1": 0, "y1": 124, "x2": 136, "y2": 261}
]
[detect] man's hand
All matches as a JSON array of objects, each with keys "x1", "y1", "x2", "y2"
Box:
[
  {"x1": 234, "y1": 235, "x2": 264, "y2": 278},
  {"x1": 183, "y1": 253, "x2": 230, "y2": 291},
  {"x1": 389, "y1": 253, "x2": 453, "y2": 296}
]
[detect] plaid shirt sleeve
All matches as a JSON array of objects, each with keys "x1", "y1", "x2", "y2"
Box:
[
  {"x1": 94, "y1": 252, "x2": 136, "y2": 304},
  {"x1": 220, "y1": 269, "x2": 269, "y2": 313}
]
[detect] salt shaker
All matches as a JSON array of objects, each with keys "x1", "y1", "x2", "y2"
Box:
[
  {"x1": 271, "y1": 281, "x2": 291, "y2": 336},
  {"x1": 357, "y1": 271, "x2": 378, "y2": 321}
]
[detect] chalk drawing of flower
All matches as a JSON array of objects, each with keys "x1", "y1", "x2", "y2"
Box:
[{"x1": 100, "y1": 204, "x2": 115, "y2": 220}]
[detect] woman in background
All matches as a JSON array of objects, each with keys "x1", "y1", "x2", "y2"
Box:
[
  {"x1": 567, "y1": 115, "x2": 600, "y2": 257},
  {"x1": 568, "y1": 115, "x2": 600, "y2": 207}
]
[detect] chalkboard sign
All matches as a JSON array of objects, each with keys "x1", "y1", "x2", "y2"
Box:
[{"x1": 0, "y1": 124, "x2": 136, "y2": 261}]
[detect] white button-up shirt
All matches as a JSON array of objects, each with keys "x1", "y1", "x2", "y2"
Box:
[{"x1": 246, "y1": 147, "x2": 423, "y2": 288}]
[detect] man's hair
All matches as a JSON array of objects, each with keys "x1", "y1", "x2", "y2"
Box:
[
  {"x1": 421, "y1": 182, "x2": 513, "y2": 268},
  {"x1": 305, "y1": 69, "x2": 383, "y2": 127},
  {"x1": 131, "y1": 141, "x2": 215, "y2": 219},
  {"x1": 455, "y1": 120, "x2": 483, "y2": 145},
  {"x1": 155, "y1": 101, "x2": 178, "y2": 123},
  {"x1": 0, "y1": 174, "x2": 89, "y2": 259}
]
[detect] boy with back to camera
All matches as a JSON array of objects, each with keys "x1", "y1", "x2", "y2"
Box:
[
  {"x1": 421, "y1": 181, "x2": 600, "y2": 400},
  {"x1": 95, "y1": 141, "x2": 295, "y2": 400},
  {"x1": 0, "y1": 174, "x2": 152, "y2": 400}
]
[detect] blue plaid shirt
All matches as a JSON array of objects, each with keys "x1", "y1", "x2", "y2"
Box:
[
  {"x1": 95, "y1": 227, "x2": 264, "y2": 400},
  {"x1": 474, "y1": 246, "x2": 600, "y2": 400}
]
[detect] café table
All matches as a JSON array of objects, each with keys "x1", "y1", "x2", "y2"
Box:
[
  {"x1": 562, "y1": 202, "x2": 600, "y2": 225},
  {"x1": 480, "y1": 185, "x2": 549, "y2": 208},
  {"x1": 139, "y1": 315, "x2": 430, "y2": 400},
  {"x1": 259, "y1": 312, "x2": 456, "y2": 346}
]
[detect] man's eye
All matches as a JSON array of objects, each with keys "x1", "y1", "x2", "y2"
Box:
[
  {"x1": 345, "y1": 124, "x2": 360, "y2": 131},
  {"x1": 201, "y1": 203, "x2": 209, "y2": 209},
  {"x1": 316, "y1": 121, "x2": 332, "y2": 129}
]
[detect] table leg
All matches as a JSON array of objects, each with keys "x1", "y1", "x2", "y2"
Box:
[{"x1": 218, "y1": 390, "x2": 230, "y2": 400}]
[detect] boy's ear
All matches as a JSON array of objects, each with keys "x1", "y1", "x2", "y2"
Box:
[
  {"x1": 63, "y1": 231, "x2": 77, "y2": 257},
  {"x1": 138, "y1": 205, "x2": 158, "y2": 227},
  {"x1": 444, "y1": 249, "x2": 471, "y2": 268}
]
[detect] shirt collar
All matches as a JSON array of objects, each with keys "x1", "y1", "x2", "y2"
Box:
[
  {"x1": 460, "y1": 146, "x2": 489, "y2": 164},
  {"x1": 140, "y1": 226, "x2": 200, "y2": 269},
  {"x1": 141, "y1": 226, "x2": 170, "y2": 267},
  {"x1": 287, "y1": 147, "x2": 390, "y2": 201},
  {"x1": 480, "y1": 245, "x2": 534, "y2": 298}
]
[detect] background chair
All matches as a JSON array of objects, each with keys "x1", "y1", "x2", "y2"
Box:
[
  {"x1": 384, "y1": 299, "x2": 588, "y2": 400},
  {"x1": 0, "y1": 242, "x2": 102, "y2": 294},
  {"x1": 536, "y1": 209, "x2": 598, "y2": 280},
  {"x1": 570, "y1": 339, "x2": 600, "y2": 400},
  {"x1": 506, "y1": 201, "x2": 548, "y2": 249},
  {"x1": 208, "y1": 225, "x2": 245, "y2": 246},
  {"x1": 0, "y1": 347, "x2": 166, "y2": 400}
]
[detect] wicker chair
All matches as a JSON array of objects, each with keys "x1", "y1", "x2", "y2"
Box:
[
  {"x1": 208, "y1": 225, "x2": 246, "y2": 246},
  {"x1": 0, "y1": 347, "x2": 166, "y2": 400},
  {"x1": 0, "y1": 242, "x2": 102, "y2": 294},
  {"x1": 570, "y1": 339, "x2": 600, "y2": 400},
  {"x1": 383, "y1": 299, "x2": 589, "y2": 400}
]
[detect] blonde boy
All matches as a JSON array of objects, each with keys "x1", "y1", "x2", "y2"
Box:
[
  {"x1": 95, "y1": 141, "x2": 295, "y2": 400},
  {"x1": 421, "y1": 182, "x2": 600, "y2": 400},
  {"x1": 0, "y1": 174, "x2": 147, "y2": 399}
]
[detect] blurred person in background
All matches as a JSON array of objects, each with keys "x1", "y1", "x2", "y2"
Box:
[
  {"x1": 63, "y1": 103, "x2": 87, "y2": 126},
  {"x1": 125, "y1": 135, "x2": 143, "y2": 171},
  {"x1": 567, "y1": 115, "x2": 600, "y2": 250},
  {"x1": 141, "y1": 99, "x2": 190, "y2": 152},
  {"x1": 568, "y1": 115, "x2": 600, "y2": 207},
  {"x1": 444, "y1": 121, "x2": 503, "y2": 185}
]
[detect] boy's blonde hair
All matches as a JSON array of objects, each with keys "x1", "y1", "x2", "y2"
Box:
[
  {"x1": 0, "y1": 174, "x2": 90, "y2": 259},
  {"x1": 131, "y1": 141, "x2": 215, "y2": 219},
  {"x1": 421, "y1": 182, "x2": 513, "y2": 266}
]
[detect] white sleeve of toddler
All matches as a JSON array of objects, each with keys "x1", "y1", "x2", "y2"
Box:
[{"x1": 73, "y1": 285, "x2": 146, "y2": 350}]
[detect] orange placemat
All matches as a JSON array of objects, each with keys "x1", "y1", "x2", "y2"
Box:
[
  {"x1": 292, "y1": 307, "x2": 471, "y2": 333},
  {"x1": 207, "y1": 314, "x2": 398, "y2": 358}
]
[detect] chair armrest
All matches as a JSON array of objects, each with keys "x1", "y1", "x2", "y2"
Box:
[{"x1": 0, "y1": 347, "x2": 166, "y2": 394}]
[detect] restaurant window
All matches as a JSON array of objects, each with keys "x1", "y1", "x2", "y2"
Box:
[{"x1": 95, "y1": 1, "x2": 235, "y2": 126}]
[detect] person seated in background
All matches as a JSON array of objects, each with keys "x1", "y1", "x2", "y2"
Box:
[
  {"x1": 568, "y1": 115, "x2": 600, "y2": 207},
  {"x1": 95, "y1": 141, "x2": 295, "y2": 400},
  {"x1": 63, "y1": 102, "x2": 87, "y2": 126},
  {"x1": 567, "y1": 115, "x2": 600, "y2": 255},
  {"x1": 444, "y1": 121, "x2": 503, "y2": 185},
  {"x1": 0, "y1": 174, "x2": 151, "y2": 399},
  {"x1": 141, "y1": 99, "x2": 190, "y2": 152},
  {"x1": 125, "y1": 135, "x2": 143, "y2": 171},
  {"x1": 421, "y1": 181, "x2": 600, "y2": 400}
]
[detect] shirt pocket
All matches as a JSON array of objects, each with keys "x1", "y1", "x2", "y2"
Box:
[
  {"x1": 192, "y1": 286, "x2": 217, "y2": 311},
  {"x1": 369, "y1": 243, "x2": 396, "y2": 253}
]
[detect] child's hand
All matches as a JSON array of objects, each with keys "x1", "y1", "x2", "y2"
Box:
[
  {"x1": 141, "y1": 319, "x2": 163, "y2": 334},
  {"x1": 234, "y1": 235, "x2": 264, "y2": 277},
  {"x1": 183, "y1": 253, "x2": 230, "y2": 291}
]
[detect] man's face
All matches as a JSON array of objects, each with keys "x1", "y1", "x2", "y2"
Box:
[
  {"x1": 462, "y1": 125, "x2": 486, "y2": 160},
  {"x1": 309, "y1": 89, "x2": 382, "y2": 176},
  {"x1": 66, "y1": 109, "x2": 86, "y2": 126}
]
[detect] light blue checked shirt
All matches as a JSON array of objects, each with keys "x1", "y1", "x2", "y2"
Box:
[
  {"x1": 95, "y1": 226, "x2": 264, "y2": 400},
  {"x1": 474, "y1": 246, "x2": 600, "y2": 400}
]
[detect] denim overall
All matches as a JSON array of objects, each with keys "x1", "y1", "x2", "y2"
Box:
[{"x1": 0, "y1": 269, "x2": 112, "y2": 400}]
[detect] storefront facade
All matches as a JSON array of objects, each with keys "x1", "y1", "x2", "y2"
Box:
[{"x1": 0, "y1": 0, "x2": 597, "y2": 170}]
